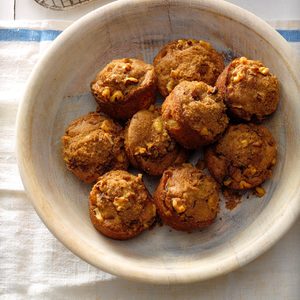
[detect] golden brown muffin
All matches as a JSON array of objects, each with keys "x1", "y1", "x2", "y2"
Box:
[
  {"x1": 205, "y1": 124, "x2": 277, "y2": 190},
  {"x1": 154, "y1": 164, "x2": 220, "y2": 231},
  {"x1": 89, "y1": 170, "x2": 156, "y2": 240},
  {"x1": 91, "y1": 58, "x2": 157, "y2": 120},
  {"x1": 61, "y1": 112, "x2": 128, "y2": 183},
  {"x1": 161, "y1": 81, "x2": 229, "y2": 149},
  {"x1": 153, "y1": 39, "x2": 224, "y2": 96},
  {"x1": 216, "y1": 57, "x2": 279, "y2": 121},
  {"x1": 124, "y1": 106, "x2": 187, "y2": 175}
]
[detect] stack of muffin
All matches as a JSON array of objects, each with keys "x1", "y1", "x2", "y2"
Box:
[{"x1": 61, "y1": 39, "x2": 279, "y2": 240}]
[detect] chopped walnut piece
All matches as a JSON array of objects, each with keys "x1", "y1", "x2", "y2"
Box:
[
  {"x1": 166, "y1": 79, "x2": 175, "y2": 93},
  {"x1": 110, "y1": 90, "x2": 124, "y2": 102},
  {"x1": 200, "y1": 127, "x2": 209, "y2": 136},
  {"x1": 252, "y1": 141, "x2": 262, "y2": 147},
  {"x1": 104, "y1": 133, "x2": 114, "y2": 145},
  {"x1": 166, "y1": 119, "x2": 180, "y2": 129},
  {"x1": 259, "y1": 67, "x2": 269, "y2": 75},
  {"x1": 134, "y1": 147, "x2": 147, "y2": 155},
  {"x1": 248, "y1": 166, "x2": 257, "y2": 175},
  {"x1": 101, "y1": 87, "x2": 111, "y2": 99},
  {"x1": 232, "y1": 71, "x2": 245, "y2": 83},
  {"x1": 240, "y1": 139, "x2": 249, "y2": 147},
  {"x1": 101, "y1": 120, "x2": 112, "y2": 132},
  {"x1": 93, "y1": 207, "x2": 103, "y2": 222},
  {"x1": 152, "y1": 118, "x2": 163, "y2": 133},
  {"x1": 172, "y1": 198, "x2": 187, "y2": 213},
  {"x1": 125, "y1": 77, "x2": 139, "y2": 84},
  {"x1": 239, "y1": 180, "x2": 252, "y2": 189},
  {"x1": 255, "y1": 186, "x2": 266, "y2": 197},
  {"x1": 113, "y1": 197, "x2": 131, "y2": 211}
]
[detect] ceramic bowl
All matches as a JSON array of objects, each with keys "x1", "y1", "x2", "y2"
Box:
[{"x1": 16, "y1": 0, "x2": 300, "y2": 284}]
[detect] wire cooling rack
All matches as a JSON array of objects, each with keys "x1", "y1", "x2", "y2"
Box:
[{"x1": 34, "y1": 0, "x2": 95, "y2": 10}]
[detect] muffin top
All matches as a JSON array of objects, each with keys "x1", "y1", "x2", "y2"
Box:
[
  {"x1": 216, "y1": 57, "x2": 279, "y2": 121},
  {"x1": 125, "y1": 106, "x2": 187, "y2": 175},
  {"x1": 89, "y1": 170, "x2": 156, "y2": 239},
  {"x1": 205, "y1": 123, "x2": 277, "y2": 189},
  {"x1": 162, "y1": 81, "x2": 229, "y2": 148},
  {"x1": 127, "y1": 106, "x2": 175, "y2": 157},
  {"x1": 91, "y1": 58, "x2": 155, "y2": 104},
  {"x1": 62, "y1": 112, "x2": 128, "y2": 183},
  {"x1": 154, "y1": 39, "x2": 224, "y2": 96},
  {"x1": 154, "y1": 164, "x2": 219, "y2": 231}
]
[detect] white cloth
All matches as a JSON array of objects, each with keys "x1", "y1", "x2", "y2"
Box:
[{"x1": 0, "y1": 20, "x2": 299, "y2": 300}]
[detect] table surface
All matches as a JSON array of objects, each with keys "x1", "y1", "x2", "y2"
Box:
[
  {"x1": 0, "y1": 0, "x2": 300, "y2": 21},
  {"x1": 0, "y1": 1, "x2": 299, "y2": 299}
]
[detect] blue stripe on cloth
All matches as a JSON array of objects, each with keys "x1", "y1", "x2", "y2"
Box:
[
  {"x1": 0, "y1": 28, "x2": 299, "y2": 42},
  {"x1": 277, "y1": 30, "x2": 300, "y2": 42},
  {"x1": 0, "y1": 29, "x2": 61, "y2": 42}
]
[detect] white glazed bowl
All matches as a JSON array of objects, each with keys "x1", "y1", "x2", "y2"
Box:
[{"x1": 17, "y1": 0, "x2": 300, "y2": 284}]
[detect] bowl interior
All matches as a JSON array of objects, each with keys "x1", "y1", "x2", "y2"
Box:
[{"x1": 18, "y1": 0, "x2": 300, "y2": 283}]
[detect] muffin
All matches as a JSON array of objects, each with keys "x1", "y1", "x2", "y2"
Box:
[
  {"x1": 216, "y1": 57, "x2": 279, "y2": 121},
  {"x1": 154, "y1": 164, "x2": 220, "y2": 231},
  {"x1": 61, "y1": 112, "x2": 128, "y2": 183},
  {"x1": 162, "y1": 81, "x2": 229, "y2": 149},
  {"x1": 125, "y1": 106, "x2": 187, "y2": 175},
  {"x1": 153, "y1": 39, "x2": 224, "y2": 96},
  {"x1": 91, "y1": 58, "x2": 157, "y2": 120},
  {"x1": 205, "y1": 124, "x2": 277, "y2": 190},
  {"x1": 89, "y1": 170, "x2": 156, "y2": 240}
]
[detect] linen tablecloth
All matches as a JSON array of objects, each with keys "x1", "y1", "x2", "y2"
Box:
[{"x1": 0, "y1": 20, "x2": 299, "y2": 299}]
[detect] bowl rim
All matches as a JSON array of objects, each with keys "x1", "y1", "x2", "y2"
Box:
[{"x1": 16, "y1": 0, "x2": 300, "y2": 284}]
